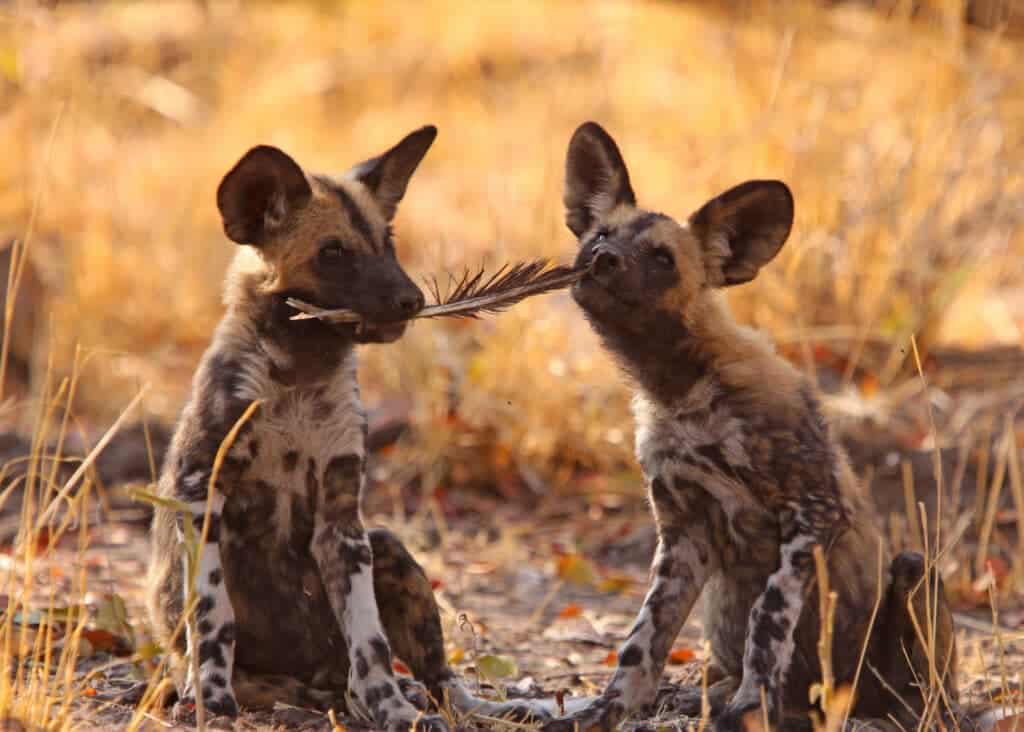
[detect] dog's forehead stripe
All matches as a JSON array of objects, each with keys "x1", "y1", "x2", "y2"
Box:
[
  {"x1": 316, "y1": 176, "x2": 379, "y2": 252},
  {"x1": 624, "y1": 212, "x2": 668, "y2": 238}
]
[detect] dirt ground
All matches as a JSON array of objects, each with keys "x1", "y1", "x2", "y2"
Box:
[{"x1": 7, "y1": 481, "x2": 1021, "y2": 732}]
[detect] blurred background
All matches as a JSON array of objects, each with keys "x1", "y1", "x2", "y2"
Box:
[
  {"x1": 1, "y1": 0, "x2": 1023, "y2": 542},
  {"x1": 2, "y1": 2, "x2": 1024, "y2": 726}
]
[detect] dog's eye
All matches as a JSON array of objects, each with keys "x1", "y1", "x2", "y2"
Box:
[
  {"x1": 319, "y1": 238, "x2": 347, "y2": 259},
  {"x1": 651, "y1": 246, "x2": 675, "y2": 269},
  {"x1": 593, "y1": 228, "x2": 610, "y2": 244}
]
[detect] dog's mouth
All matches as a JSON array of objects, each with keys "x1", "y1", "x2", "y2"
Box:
[
  {"x1": 352, "y1": 320, "x2": 409, "y2": 343},
  {"x1": 284, "y1": 293, "x2": 412, "y2": 343},
  {"x1": 571, "y1": 271, "x2": 641, "y2": 310}
]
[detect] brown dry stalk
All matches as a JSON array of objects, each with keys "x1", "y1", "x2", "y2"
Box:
[
  {"x1": 288, "y1": 259, "x2": 583, "y2": 324},
  {"x1": 902, "y1": 459, "x2": 922, "y2": 553},
  {"x1": 696, "y1": 640, "x2": 712, "y2": 732},
  {"x1": 813, "y1": 545, "x2": 838, "y2": 715}
]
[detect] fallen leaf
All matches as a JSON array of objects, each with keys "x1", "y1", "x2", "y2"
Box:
[
  {"x1": 392, "y1": 659, "x2": 411, "y2": 676},
  {"x1": 668, "y1": 648, "x2": 695, "y2": 664},
  {"x1": 476, "y1": 654, "x2": 518, "y2": 681},
  {"x1": 135, "y1": 641, "x2": 163, "y2": 660},
  {"x1": 597, "y1": 575, "x2": 633, "y2": 594},
  {"x1": 556, "y1": 554, "x2": 595, "y2": 586},
  {"x1": 557, "y1": 603, "x2": 583, "y2": 619},
  {"x1": 81, "y1": 628, "x2": 132, "y2": 656},
  {"x1": 602, "y1": 651, "x2": 617, "y2": 666},
  {"x1": 430, "y1": 579, "x2": 443, "y2": 590},
  {"x1": 84, "y1": 687, "x2": 97, "y2": 698},
  {"x1": 94, "y1": 593, "x2": 131, "y2": 634},
  {"x1": 448, "y1": 648, "x2": 465, "y2": 664}
]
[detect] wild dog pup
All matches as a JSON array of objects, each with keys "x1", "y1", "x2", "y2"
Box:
[
  {"x1": 544, "y1": 122, "x2": 962, "y2": 732},
  {"x1": 147, "y1": 128, "x2": 546, "y2": 731}
]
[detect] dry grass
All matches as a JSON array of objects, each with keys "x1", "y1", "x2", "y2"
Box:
[
  {"x1": 0, "y1": 0, "x2": 1023, "y2": 729},
  {"x1": 1, "y1": 0, "x2": 1021, "y2": 472}
]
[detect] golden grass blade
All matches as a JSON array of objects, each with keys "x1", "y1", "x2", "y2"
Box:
[
  {"x1": 35, "y1": 385, "x2": 150, "y2": 529},
  {"x1": 288, "y1": 259, "x2": 583, "y2": 324}
]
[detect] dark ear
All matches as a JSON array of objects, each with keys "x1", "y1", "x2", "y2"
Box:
[
  {"x1": 350, "y1": 125, "x2": 437, "y2": 222},
  {"x1": 563, "y1": 122, "x2": 637, "y2": 238},
  {"x1": 217, "y1": 146, "x2": 312, "y2": 246},
  {"x1": 689, "y1": 180, "x2": 794, "y2": 287}
]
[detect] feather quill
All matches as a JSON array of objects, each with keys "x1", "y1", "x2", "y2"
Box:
[{"x1": 288, "y1": 259, "x2": 583, "y2": 323}]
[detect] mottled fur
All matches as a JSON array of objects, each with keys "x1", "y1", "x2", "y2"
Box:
[
  {"x1": 147, "y1": 129, "x2": 546, "y2": 731},
  {"x1": 542, "y1": 122, "x2": 965, "y2": 732}
]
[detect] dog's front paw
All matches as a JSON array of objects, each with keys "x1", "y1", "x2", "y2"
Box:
[
  {"x1": 358, "y1": 678, "x2": 449, "y2": 732},
  {"x1": 396, "y1": 676, "x2": 431, "y2": 711},
  {"x1": 657, "y1": 685, "x2": 707, "y2": 718},
  {"x1": 385, "y1": 712, "x2": 448, "y2": 732},
  {"x1": 473, "y1": 698, "x2": 553, "y2": 723},
  {"x1": 542, "y1": 695, "x2": 626, "y2": 732},
  {"x1": 172, "y1": 688, "x2": 239, "y2": 724}
]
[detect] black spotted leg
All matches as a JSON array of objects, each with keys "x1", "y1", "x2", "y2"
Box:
[
  {"x1": 311, "y1": 455, "x2": 447, "y2": 732},
  {"x1": 173, "y1": 489, "x2": 239, "y2": 720},
  {"x1": 715, "y1": 507, "x2": 828, "y2": 732},
  {"x1": 545, "y1": 476, "x2": 718, "y2": 732}
]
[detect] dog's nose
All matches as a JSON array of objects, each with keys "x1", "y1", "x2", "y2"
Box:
[
  {"x1": 592, "y1": 249, "x2": 624, "y2": 279},
  {"x1": 394, "y1": 290, "x2": 425, "y2": 317}
]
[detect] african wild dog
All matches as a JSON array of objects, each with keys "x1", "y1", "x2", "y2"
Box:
[
  {"x1": 542, "y1": 122, "x2": 968, "y2": 732},
  {"x1": 147, "y1": 128, "x2": 549, "y2": 731}
]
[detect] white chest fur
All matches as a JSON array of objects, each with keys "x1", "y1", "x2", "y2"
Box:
[
  {"x1": 633, "y1": 379, "x2": 758, "y2": 521},
  {"x1": 226, "y1": 349, "x2": 366, "y2": 542}
]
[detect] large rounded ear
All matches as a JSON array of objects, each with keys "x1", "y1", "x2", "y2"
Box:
[
  {"x1": 563, "y1": 122, "x2": 637, "y2": 238},
  {"x1": 217, "y1": 146, "x2": 312, "y2": 246},
  {"x1": 688, "y1": 180, "x2": 794, "y2": 287},
  {"x1": 349, "y1": 125, "x2": 437, "y2": 222}
]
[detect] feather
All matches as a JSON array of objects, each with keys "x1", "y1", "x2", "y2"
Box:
[{"x1": 287, "y1": 259, "x2": 583, "y2": 324}]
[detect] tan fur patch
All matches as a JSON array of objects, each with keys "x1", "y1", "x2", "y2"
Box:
[{"x1": 256, "y1": 176, "x2": 385, "y2": 298}]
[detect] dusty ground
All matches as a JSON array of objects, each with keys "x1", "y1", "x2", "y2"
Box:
[{"x1": 7, "y1": 471, "x2": 1022, "y2": 732}]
